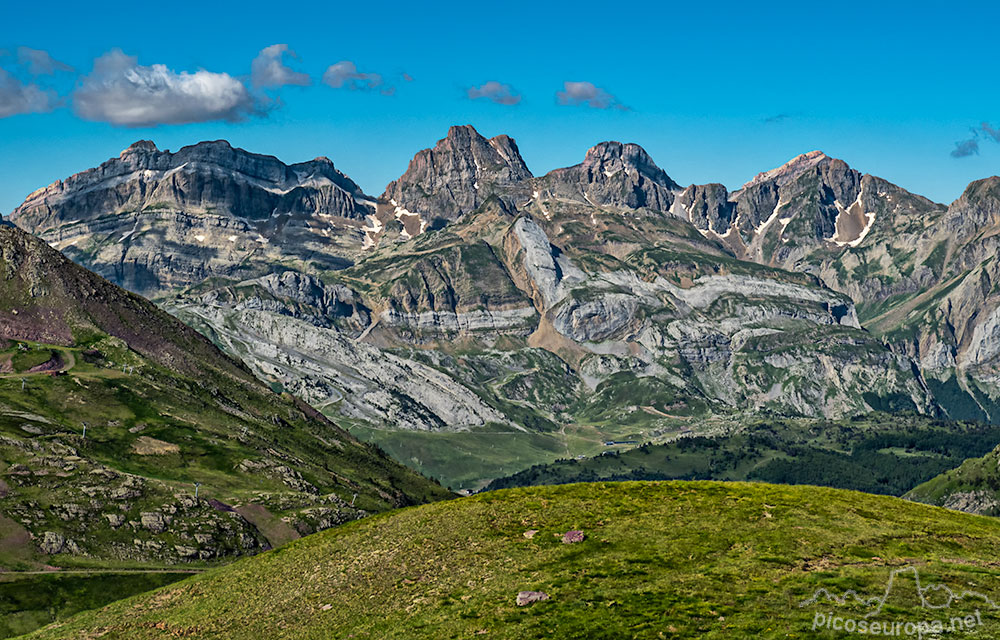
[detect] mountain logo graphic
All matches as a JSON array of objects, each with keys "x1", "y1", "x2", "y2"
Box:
[{"x1": 800, "y1": 566, "x2": 1000, "y2": 618}]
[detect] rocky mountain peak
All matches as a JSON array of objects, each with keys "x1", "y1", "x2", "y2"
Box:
[
  {"x1": 581, "y1": 141, "x2": 679, "y2": 191},
  {"x1": 537, "y1": 141, "x2": 678, "y2": 212},
  {"x1": 939, "y1": 176, "x2": 1000, "y2": 238},
  {"x1": 740, "y1": 150, "x2": 832, "y2": 190},
  {"x1": 380, "y1": 125, "x2": 532, "y2": 225},
  {"x1": 120, "y1": 140, "x2": 159, "y2": 157},
  {"x1": 958, "y1": 176, "x2": 1000, "y2": 203},
  {"x1": 436, "y1": 125, "x2": 532, "y2": 180}
]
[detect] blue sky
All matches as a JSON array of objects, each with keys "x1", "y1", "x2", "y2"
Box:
[{"x1": 1, "y1": 0, "x2": 997, "y2": 214}]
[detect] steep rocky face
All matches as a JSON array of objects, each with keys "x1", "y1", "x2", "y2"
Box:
[
  {"x1": 379, "y1": 125, "x2": 532, "y2": 233},
  {"x1": 666, "y1": 151, "x2": 948, "y2": 309},
  {"x1": 869, "y1": 179, "x2": 1000, "y2": 398},
  {"x1": 13, "y1": 140, "x2": 371, "y2": 229},
  {"x1": 197, "y1": 271, "x2": 373, "y2": 336},
  {"x1": 168, "y1": 302, "x2": 516, "y2": 432},
  {"x1": 671, "y1": 183, "x2": 734, "y2": 235},
  {"x1": 500, "y1": 215, "x2": 929, "y2": 418},
  {"x1": 679, "y1": 151, "x2": 866, "y2": 261},
  {"x1": 535, "y1": 141, "x2": 680, "y2": 212},
  {"x1": 689, "y1": 156, "x2": 1000, "y2": 422},
  {"x1": 10, "y1": 140, "x2": 376, "y2": 297}
]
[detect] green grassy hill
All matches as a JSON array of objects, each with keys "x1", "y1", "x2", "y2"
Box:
[
  {"x1": 27, "y1": 481, "x2": 1000, "y2": 639},
  {"x1": 0, "y1": 225, "x2": 450, "y2": 636}
]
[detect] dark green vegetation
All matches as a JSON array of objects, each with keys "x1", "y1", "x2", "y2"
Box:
[
  {"x1": 0, "y1": 572, "x2": 190, "y2": 639},
  {"x1": 486, "y1": 414, "x2": 1000, "y2": 496},
  {"x1": 26, "y1": 481, "x2": 1000, "y2": 639}
]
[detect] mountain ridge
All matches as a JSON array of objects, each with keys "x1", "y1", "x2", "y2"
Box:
[{"x1": 11, "y1": 126, "x2": 1000, "y2": 488}]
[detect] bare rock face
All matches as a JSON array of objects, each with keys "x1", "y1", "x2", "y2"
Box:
[
  {"x1": 941, "y1": 490, "x2": 1000, "y2": 516},
  {"x1": 380, "y1": 124, "x2": 533, "y2": 229},
  {"x1": 9, "y1": 140, "x2": 376, "y2": 297},
  {"x1": 672, "y1": 183, "x2": 734, "y2": 235},
  {"x1": 668, "y1": 151, "x2": 872, "y2": 262},
  {"x1": 14, "y1": 140, "x2": 371, "y2": 229},
  {"x1": 886, "y1": 178, "x2": 1000, "y2": 384},
  {"x1": 732, "y1": 152, "x2": 862, "y2": 259},
  {"x1": 511, "y1": 217, "x2": 586, "y2": 309},
  {"x1": 199, "y1": 271, "x2": 372, "y2": 336},
  {"x1": 537, "y1": 141, "x2": 679, "y2": 212},
  {"x1": 167, "y1": 303, "x2": 514, "y2": 432}
]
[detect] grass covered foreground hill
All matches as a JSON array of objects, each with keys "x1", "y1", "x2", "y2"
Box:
[
  {"x1": 0, "y1": 224, "x2": 450, "y2": 636},
  {"x1": 29, "y1": 481, "x2": 1000, "y2": 639}
]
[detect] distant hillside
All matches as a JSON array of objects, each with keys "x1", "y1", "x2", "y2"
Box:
[
  {"x1": 27, "y1": 481, "x2": 1000, "y2": 639},
  {"x1": 486, "y1": 413, "x2": 1000, "y2": 496},
  {"x1": 907, "y1": 443, "x2": 1000, "y2": 515}
]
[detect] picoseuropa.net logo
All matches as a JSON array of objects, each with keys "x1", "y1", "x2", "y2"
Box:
[{"x1": 798, "y1": 566, "x2": 999, "y2": 639}]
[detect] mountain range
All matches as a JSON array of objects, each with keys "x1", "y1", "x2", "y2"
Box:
[{"x1": 9, "y1": 125, "x2": 1000, "y2": 490}]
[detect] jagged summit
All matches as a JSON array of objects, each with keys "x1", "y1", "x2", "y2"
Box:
[
  {"x1": 14, "y1": 139, "x2": 370, "y2": 223},
  {"x1": 380, "y1": 124, "x2": 532, "y2": 225},
  {"x1": 8, "y1": 140, "x2": 377, "y2": 296},
  {"x1": 956, "y1": 175, "x2": 1000, "y2": 203},
  {"x1": 538, "y1": 140, "x2": 678, "y2": 211},
  {"x1": 581, "y1": 141, "x2": 680, "y2": 191}
]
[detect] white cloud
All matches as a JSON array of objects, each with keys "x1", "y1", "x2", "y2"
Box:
[
  {"x1": 0, "y1": 67, "x2": 55, "y2": 118},
  {"x1": 322, "y1": 61, "x2": 388, "y2": 93},
  {"x1": 467, "y1": 81, "x2": 521, "y2": 105},
  {"x1": 17, "y1": 47, "x2": 72, "y2": 75},
  {"x1": 556, "y1": 81, "x2": 627, "y2": 110},
  {"x1": 74, "y1": 49, "x2": 258, "y2": 127},
  {"x1": 251, "y1": 44, "x2": 310, "y2": 89}
]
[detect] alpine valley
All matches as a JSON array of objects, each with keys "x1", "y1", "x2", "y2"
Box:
[{"x1": 11, "y1": 125, "x2": 1000, "y2": 496}]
